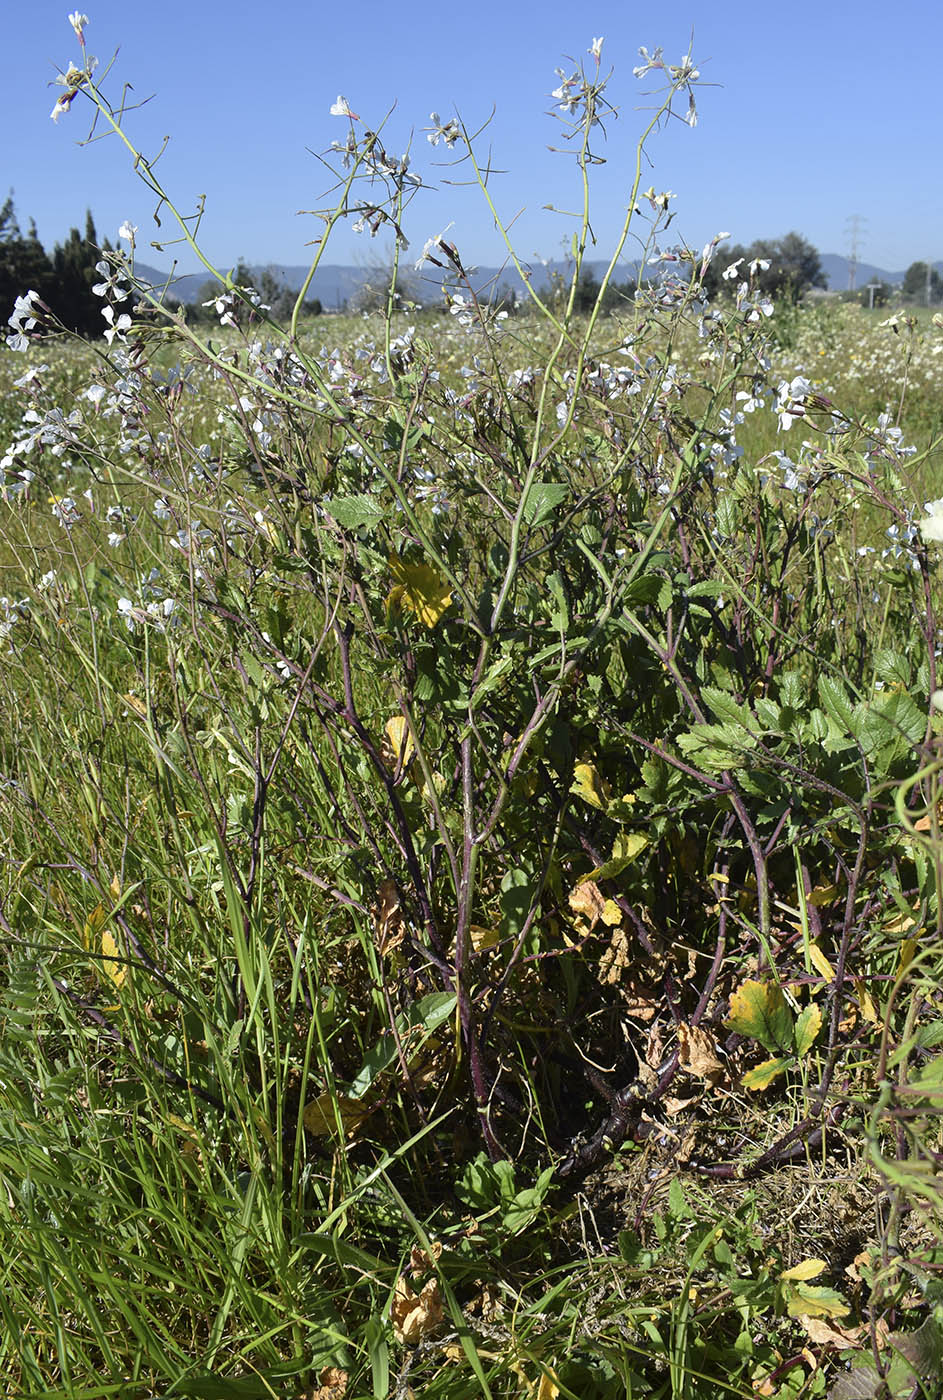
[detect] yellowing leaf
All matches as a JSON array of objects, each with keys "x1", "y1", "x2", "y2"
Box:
[
  {"x1": 781, "y1": 1258, "x2": 828, "y2": 1282},
  {"x1": 101, "y1": 928, "x2": 127, "y2": 988},
  {"x1": 741, "y1": 1055, "x2": 794, "y2": 1091},
  {"x1": 303, "y1": 1094, "x2": 370, "y2": 1138},
  {"x1": 784, "y1": 1283, "x2": 849, "y2": 1320},
  {"x1": 726, "y1": 979, "x2": 793, "y2": 1053},
  {"x1": 794, "y1": 1003, "x2": 822, "y2": 1058},
  {"x1": 570, "y1": 761, "x2": 611, "y2": 810},
  {"x1": 581, "y1": 830, "x2": 650, "y2": 884},
  {"x1": 899, "y1": 937, "x2": 919, "y2": 973},
  {"x1": 536, "y1": 1368, "x2": 560, "y2": 1400},
  {"x1": 382, "y1": 715, "x2": 415, "y2": 773},
  {"x1": 808, "y1": 882, "x2": 841, "y2": 906},
  {"x1": 601, "y1": 899, "x2": 622, "y2": 927},
  {"x1": 808, "y1": 943, "x2": 834, "y2": 983},
  {"x1": 83, "y1": 901, "x2": 106, "y2": 952},
  {"x1": 469, "y1": 925, "x2": 500, "y2": 951},
  {"x1": 387, "y1": 556, "x2": 452, "y2": 628},
  {"x1": 854, "y1": 977, "x2": 880, "y2": 1024}
]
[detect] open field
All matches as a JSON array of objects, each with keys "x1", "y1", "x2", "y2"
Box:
[{"x1": 3, "y1": 31, "x2": 943, "y2": 1400}]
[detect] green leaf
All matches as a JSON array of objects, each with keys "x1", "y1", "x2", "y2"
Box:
[
  {"x1": 499, "y1": 868, "x2": 534, "y2": 938},
  {"x1": 523, "y1": 481, "x2": 569, "y2": 527},
  {"x1": 349, "y1": 992, "x2": 456, "y2": 1097},
  {"x1": 716, "y1": 493, "x2": 739, "y2": 537},
  {"x1": 817, "y1": 675, "x2": 856, "y2": 734},
  {"x1": 702, "y1": 686, "x2": 757, "y2": 732},
  {"x1": 873, "y1": 649, "x2": 911, "y2": 688},
  {"x1": 726, "y1": 979, "x2": 794, "y2": 1053},
  {"x1": 324, "y1": 494, "x2": 386, "y2": 531}
]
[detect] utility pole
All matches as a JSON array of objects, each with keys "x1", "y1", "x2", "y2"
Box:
[{"x1": 845, "y1": 213, "x2": 866, "y2": 291}]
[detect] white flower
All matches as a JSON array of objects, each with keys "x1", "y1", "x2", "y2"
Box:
[
  {"x1": 589, "y1": 36, "x2": 604, "y2": 61},
  {"x1": 68, "y1": 12, "x2": 89, "y2": 40},
  {"x1": 118, "y1": 220, "x2": 138, "y2": 243},
  {"x1": 102, "y1": 304, "x2": 132, "y2": 344},
  {"x1": 330, "y1": 95, "x2": 355, "y2": 117},
  {"x1": 414, "y1": 221, "x2": 455, "y2": 270},
  {"x1": 920, "y1": 499, "x2": 943, "y2": 543},
  {"x1": 776, "y1": 376, "x2": 811, "y2": 431}
]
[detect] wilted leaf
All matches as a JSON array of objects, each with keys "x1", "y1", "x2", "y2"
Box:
[
  {"x1": 794, "y1": 1003, "x2": 823, "y2": 1057},
  {"x1": 302, "y1": 1094, "x2": 370, "y2": 1137},
  {"x1": 828, "y1": 1367, "x2": 884, "y2": 1400},
  {"x1": 741, "y1": 1055, "x2": 794, "y2": 1091},
  {"x1": 381, "y1": 715, "x2": 415, "y2": 775},
  {"x1": 599, "y1": 924, "x2": 631, "y2": 986},
  {"x1": 677, "y1": 1022, "x2": 724, "y2": 1081},
  {"x1": 568, "y1": 879, "x2": 606, "y2": 930},
  {"x1": 726, "y1": 978, "x2": 793, "y2": 1053},
  {"x1": 388, "y1": 556, "x2": 452, "y2": 628},
  {"x1": 799, "y1": 1316, "x2": 864, "y2": 1349},
  {"x1": 408, "y1": 1240, "x2": 443, "y2": 1277},
  {"x1": 782, "y1": 1258, "x2": 828, "y2": 1282},
  {"x1": 886, "y1": 1316, "x2": 943, "y2": 1377},
  {"x1": 570, "y1": 761, "x2": 611, "y2": 810},
  {"x1": 391, "y1": 1273, "x2": 443, "y2": 1344},
  {"x1": 372, "y1": 878, "x2": 404, "y2": 955},
  {"x1": 308, "y1": 1365, "x2": 348, "y2": 1400}
]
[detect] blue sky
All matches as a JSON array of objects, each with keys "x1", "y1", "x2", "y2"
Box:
[{"x1": 6, "y1": 1, "x2": 942, "y2": 282}]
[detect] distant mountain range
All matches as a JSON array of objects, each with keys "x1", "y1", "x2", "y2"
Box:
[
  {"x1": 130, "y1": 252, "x2": 942, "y2": 307},
  {"x1": 818, "y1": 253, "x2": 942, "y2": 291}
]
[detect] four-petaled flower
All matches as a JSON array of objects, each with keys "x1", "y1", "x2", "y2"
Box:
[
  {"x1": 330, "y1": 95, "x2": 357, "y2": 118},
  {"x1": 68, "y1": 12, "x2": 89, "y2": 41},
  {"x1": 102, "y1": 304, "x2": 133, "y2": 345},
  {"x1": 589, "y1": 36, "x2": 604, "y2": 61}
]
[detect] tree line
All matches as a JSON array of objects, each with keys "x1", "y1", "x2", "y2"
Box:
[{"x1": 0, "y1": 197, "x2": 323, "y2": 334}]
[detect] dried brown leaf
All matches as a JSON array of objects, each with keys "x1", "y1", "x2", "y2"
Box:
[
  {"x1": 372, "y1": 878, "x2": 404, "y2": 955},
  {"x1": 799, "y1": 1315, "x2": 865, "y2": 1349},
  {"x1": 568, "y1": 879, "x2": 606, "y2": 930},
  {"x1": 391, "y1": 1274, "x2": 443, "y2": 1344},
  {"x1": 677, "y1": 1022, "x2": 725, "y2": 1081}
]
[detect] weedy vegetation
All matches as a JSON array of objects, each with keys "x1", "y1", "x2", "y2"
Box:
[{"x1": 3, "y1": 16, "x2": 943, "y2": 1400}]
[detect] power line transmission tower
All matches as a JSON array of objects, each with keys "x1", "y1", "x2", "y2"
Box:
[{"x1": 845, "y1": 214, "x2": 867, "y2": 290}]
